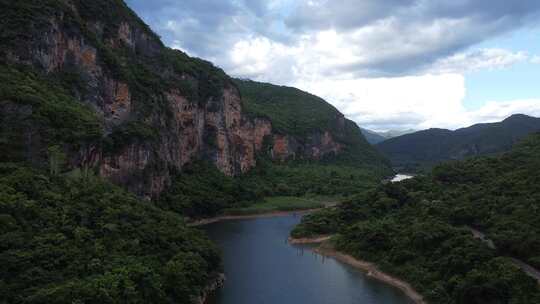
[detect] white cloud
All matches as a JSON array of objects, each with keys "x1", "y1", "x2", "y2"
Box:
[
  {"x1": 126, "y1": 0, "x2": 540, "y2": 131},
  {"x1": 531, "y1": 55, "x2": 540, "y2": 64},
  {"x1": 432, "y1": 49, "x2": 528, "y2": 74},
  {"x1": 293, "y1": 74, "x2": 468, "y2": 131},
  {"x1": 228, "y1": 36, "x2": 302, "y2": 84},
  {"x1": 225, "y1": 33, "x2": 537, "y2": 131},
  {"x1": 129, "y1": 0, "x2": 540, "y2": 77},
  {"x1": 300, "y1": 75, "x2": 540, "y2": 131},
  {"x1": 467, "y1": 99, "x2": 540, "y2": 124}
]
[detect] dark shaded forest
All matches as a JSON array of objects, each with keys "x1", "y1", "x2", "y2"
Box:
[{"x1": 0, "y1": 164, "x2": 221, "y2": 303}]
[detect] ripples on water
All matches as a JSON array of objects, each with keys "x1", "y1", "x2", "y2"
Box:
[{"x1": 203, "y1": 216, "x2": 414, "y2": 304}]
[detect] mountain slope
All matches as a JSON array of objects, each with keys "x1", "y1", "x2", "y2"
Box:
[
  {"x1": 377, "y1": 114, "x2": 540, "y2": 171},
  {"x1": 293, "y1": 133, "x2": 540, "y2": 303},
  {"x1": 360, "y1": 128, "x2": 388, "y2": 144},
  {"x1": 0, "y1": 0, "x2": 389, "y2": 199},
  {"x1": 360, "y1": 128, "x2": 417, "y2": 145},
  {"x1": 155, "y1": 80, "x2": 392, "y2": 218},
  {"x1": 236, "y1": 79, "x2": 389, "y2": 167},
  {"x1": 378, "y1": 129, "x2": 417, "y2": 139},
  {"x1": 0, "y1": 163, "x2": 222, "y2": 303},
  {"x1": 0, "y1": 1, "x2": 390, "y2": 302}
]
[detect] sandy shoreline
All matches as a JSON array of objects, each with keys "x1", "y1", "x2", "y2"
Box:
[
  {"x1": 287, "y1": 235, "x2": 332, "y2": 244},
  {"x1": 194, "y1": 214, "x2": 425, "y2": 303},
  {"x1": 289, "y1": 236, "x2": 426, "y2": 304},
  {"x1": 187, "y1": 209, "x2": 319, "y2": 227}
]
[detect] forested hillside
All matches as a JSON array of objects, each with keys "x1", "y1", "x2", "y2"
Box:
[
  {"x1": 0, "y1": 0, "x2": 392, "y2": 302},
  {"x1": 236, "y1": 79, "x2": 389, "y2": 167},
  {"x1": 0, "y1": 164, "x2": 221, "y2": 303},
  {"x1": 293, "y1": 133, "x2": 540, "y2": 304},
  {"x1": 155, "y1": 80, "x2": 392, "y2": 218},
  {"x1": 360, "y1": 128, "x2": 388, "y2": 144},
  {"x1": 0, "y1": 0, "x2": 390, "y2": 211},
  {"x1": 377, "y1": 114, "x2": 540, "y2": 171}
]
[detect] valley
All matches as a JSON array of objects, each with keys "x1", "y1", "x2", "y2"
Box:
[
  {"x1": 376, "y1": 114, "x2": 540, "y2": 172},
  {"x1": 202, "y1": 216, "x2": 415, "y2": 304},
  {"x1": 292, "y1": 134, "x2": 540, "y2": 303},
  {"x1": 1, "y1": 1, "x2": 539, "y2": 304}
]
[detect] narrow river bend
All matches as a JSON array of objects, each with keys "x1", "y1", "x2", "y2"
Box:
[{"x1": 203, "y1": 215, "x2": 414, "y2": 304}]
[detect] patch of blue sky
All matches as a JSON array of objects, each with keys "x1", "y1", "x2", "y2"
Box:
[{"x1": 463, "y1": 28, "x2": 540, "y2": 110}]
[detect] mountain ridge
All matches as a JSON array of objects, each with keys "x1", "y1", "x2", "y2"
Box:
[
  {"x1": 376, "y1": 114, "x2": 540, "y2": 171},
  {"x1": 292, "y1": 132, "x2": 540, "y2": 303},
  {"x1": 360, "y1": 128, "x2": 388, "y2": 144},
  {"x1": 0, "y1": 0, "x2": 389, "y2": 199},
  {"x1": 361, "y1": 127, "x2": 417, "y2": 144},
  {"x1": 0, "y1": 1, "x2": 390, "y2": 302}
]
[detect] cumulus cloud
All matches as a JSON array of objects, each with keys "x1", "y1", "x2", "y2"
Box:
[
  {"x1": 284, "y1": 0, "x2": 540, "y2": 76},
  {"x1": 531, "y1": 56, "x2": 540, "y2": 64},
  {"x1": 286, "y1": 0, "x2": 540, "y2": 33},
  {"x1": 127, "y1": 0, "x2": 540, "y2": 76},
  {"x1": 295, "y1": 75, "x2": 540, "y2": 131},
  {"x1": 466, "y1": 99, "x2": 540, "y2": 124},
  {"x1": 125, "y1": 0, "x2": 540, "y2": 130},
  {"x1": 284, "y1": 0, "x2": 415, "y2": 31},
  {"x1": 294, "y1": 74, "x2": 469, "y2": 131},
  {"x1": 223, "y1": 34, "x2": 538, "y2": 131},
  {"x1": 432, "y1": 49, "x2": 528, "y2": 74},
  {"x1": 126, "y1": 0, "x2": 287, "y2": 60}
]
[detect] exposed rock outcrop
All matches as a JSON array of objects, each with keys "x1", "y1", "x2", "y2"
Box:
[
  {"x1": 271, "y1": 131, "x2": 343, "y2": 161},
  {"x1": 1, "y1": 0, "x2": 363, "y2": 198}
]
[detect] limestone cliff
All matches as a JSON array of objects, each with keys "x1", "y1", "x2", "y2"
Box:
[{"x1": 0, "y1": 0, "x2": 387, "y2": 198}]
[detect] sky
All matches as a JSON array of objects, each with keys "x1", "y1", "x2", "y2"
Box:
[{"x1": 125, "y1": 0, "x2": 540, "y2": 132}]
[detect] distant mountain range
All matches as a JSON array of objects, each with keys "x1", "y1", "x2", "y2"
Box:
[
  {"x1": 376, "y1": 114, "x2": 540, "y2": 171},
  {"x1": 360, "y1": 128, "x2": 416, "y2": 144}
]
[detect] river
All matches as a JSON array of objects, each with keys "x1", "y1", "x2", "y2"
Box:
[
  {"x1": 203, "y1": 215, "x2": 414, "y2": 304},
  {"x1": 390, "y1": 174, "x2": 414, "y2": 183}
]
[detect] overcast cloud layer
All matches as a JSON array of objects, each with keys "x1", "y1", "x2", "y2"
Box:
[{"x1": 126, "y1": 0, "x2": 540, "y2": 131}]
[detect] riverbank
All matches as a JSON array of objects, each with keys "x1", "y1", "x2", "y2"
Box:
[
  {"x1": 287, "y1": 235, "x2": 332, "y2": 244},
  {"x1": 197, "y1": 273, "x2": 225, "y2": 304},
  {"x1": 187, "y1": 196, "x2": 341, "y2": 227},
  {"x1": 188, "y1": 209, "x2": 320, "y2": 227},
  {"x1": 288, "y1": 236, "x2": 426, "y2": 304}
]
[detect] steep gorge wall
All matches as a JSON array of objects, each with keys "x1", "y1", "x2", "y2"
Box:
[{"x1": 1, "y1": 0, "x2": 349, "y2": 198}]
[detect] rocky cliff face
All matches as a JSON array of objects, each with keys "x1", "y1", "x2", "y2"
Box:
[
  {"x1": 271, "y1": 131, "x2": 343, "y2": 160},
  {"x1": 1, "y1": 0, "x2": 355, "y2": 198}
]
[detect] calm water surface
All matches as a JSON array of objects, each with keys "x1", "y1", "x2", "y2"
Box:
[
  {"x1": 391, "y1": 174, "x2": 414, "y2": 183},
  {"x1": 203, "y1": 216, "x2": 413, "y2": 304}
]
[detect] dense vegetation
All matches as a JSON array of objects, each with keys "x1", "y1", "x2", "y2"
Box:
[
  {"x1": 236, "y1": 79, "x2": 391, "y2": 168},
  {"x1": 377, "y1": 114, "x2": 540, "y2": 172},
  {"x1": 1, "y1": 1, "x2": 393, "y2": 302},
  {"x1": 236, "y1": 79, "x2": 344, "y2": 137},
  {"x1": 0, "y1": 1, "x2": 236, "y2": 302},
  {"x1": 1, "y1": 0, "x2": 233, "y2": 153},
  {"x1": 158, "y1": 160, "x2": 386, "y2": 218},
  {"x1": 0, "y1": 163, "x2": 221, "y2": 303},
  {"x1": 0, "y1": 65, "x2": 104, "y2": 164},
  {"x1": 225, "y1": 196, "x2": 332, "y2": 215},
  {"x1": 293, "y1": 133, "x2": 540, "y2": 303}
]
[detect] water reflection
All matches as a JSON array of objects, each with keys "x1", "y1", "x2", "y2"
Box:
[
  {"x1": 391, "y1": 174, "x2": 414, "y2": 183},
  {"x1": 203, "y1": 216, "x2": 414, "y2": 304}
]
